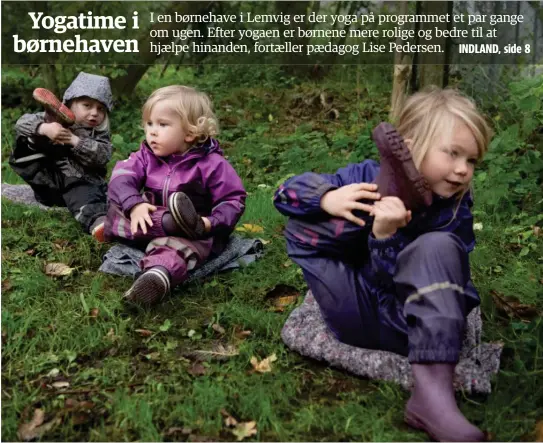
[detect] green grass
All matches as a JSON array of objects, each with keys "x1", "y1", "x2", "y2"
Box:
[{"x1": 2, "y1": 65, "x2": 542, "y2": 441}]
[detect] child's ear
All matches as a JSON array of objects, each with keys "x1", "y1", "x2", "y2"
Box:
[
  {"x1": 404, "y1": 138, "x2": 413, "y2": 151},
  {"x1": 184, "y1": 133, "x2": 196, "y2": 143}
]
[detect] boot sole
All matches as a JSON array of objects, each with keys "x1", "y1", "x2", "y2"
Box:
[
  {"x1": 33, "y1": 88, "x2": 75, "y2": 126},
  {"x1": 168, "y1": 192, "x2": 205, "y2": 240},
  {"x1": 404, "y1": 408, "x2": 486, "y2": 442},
  {"x1": 372, "y1": 122, "x2": 432, "y2": 207},
  {"x1": 123, "y1": 271, "x2": 169, "y2": 306},
  {"x1": 404, "y1": 409, "x2": 441, "y2": 441}
]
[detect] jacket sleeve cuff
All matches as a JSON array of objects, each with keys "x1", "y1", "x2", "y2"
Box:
[
  {"x1": 310, "y1": 183, "x2": 338, "y2": 212},
  {"x1": 122, "y1": 195, "x2": 146, "y2": 217},
  {"x1": 206, "y1": 215, "x2": 220, "y2": 235},
  {"x1": 368, "y1": 232, "x2": 404, "y2": 250}
]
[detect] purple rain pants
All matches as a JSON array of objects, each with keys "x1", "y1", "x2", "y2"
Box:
[
  {"x1": 285, "y1": 216, "x2": 477, "y2": 363},
  {"x1": 104, "y1": 202, "x2": 212, "y2": 286}
]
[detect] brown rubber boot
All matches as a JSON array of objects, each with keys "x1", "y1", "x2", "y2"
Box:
[
  {"x1": 372, "y1": 122, "x2": 432, "y2": 211},
  {"x1": 33, "y1": 88, "x2": 75, "y2": 126}
]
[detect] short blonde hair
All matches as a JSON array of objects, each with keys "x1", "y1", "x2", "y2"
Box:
[
  {"x1": 142, "y1": 85, "x2": 218, "y2": 144},
  {"x1": 396, "y1": 87, "x2": 493, "y2": 169}
]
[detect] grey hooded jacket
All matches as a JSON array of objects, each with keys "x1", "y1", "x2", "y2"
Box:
[{"x1": 14, "y1": 72, "x2": 113, "y2": 184}]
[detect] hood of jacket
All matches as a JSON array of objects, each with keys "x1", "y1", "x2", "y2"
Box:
[{"x1": 63, "y1": 72, "x2": 113, "y2": 111}]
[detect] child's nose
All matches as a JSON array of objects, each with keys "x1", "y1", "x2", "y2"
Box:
[{"x1": 455, "y1": 161, "x2": 468, "y2": 175}]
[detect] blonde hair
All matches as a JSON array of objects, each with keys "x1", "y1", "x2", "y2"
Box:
[
  {"x1": 396, "y1": 87, "x2": 493, "y2": 169},
  {"x1": 396, "y1": 88, "x2": 493, "y2": 224},
  {"x1": 142, "y1": 85, "x2": 218, "y2": 144}
]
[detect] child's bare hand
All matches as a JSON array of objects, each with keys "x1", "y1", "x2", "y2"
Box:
[
  {"x1": 320, "y1": 183, "x2": 380, "y2": 227},
  {"x1": 202, "y1": 216, "x2": 211, "y2": 233},
  {"x1": 370, "y1": 196, "x2": 412, "y2": 239},
  {"x1": 55, "y1": 130, "x2": 79, "y2": 146},
  {"x1": 38, "y1": 122, "x2": 71, "y2": 144},
  {"x1": 130, "y1": 203, "x2": 157, "y2": 234}
]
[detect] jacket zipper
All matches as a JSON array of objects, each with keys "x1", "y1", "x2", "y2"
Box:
[
  {"x1": 163, "y1": 169, "x2": 172, "y2": 205},
  {"x1": 157, "y1": 149, "x2": 196, "y2": 205},
  {"x1": 162, "y1": 163, "x2": 184, "y2": 205}
]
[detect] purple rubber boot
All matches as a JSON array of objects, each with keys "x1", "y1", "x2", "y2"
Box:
[
  {"x1": 372, "y1": 122, "x2": 433, "y2": 211},
  {"x1": 405, "y1": 363, "x2": 486, "y2": 442},
  {"x1": 123, "y1": 267, "x2": 170, "y2": 306}
]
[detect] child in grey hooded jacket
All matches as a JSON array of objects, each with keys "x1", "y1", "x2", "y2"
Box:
[{"x1": 9, "y1": 72, "x2": 113, "y2": 235}]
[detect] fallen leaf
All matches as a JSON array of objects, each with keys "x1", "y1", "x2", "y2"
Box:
[
  {"x1": 266, "y1": 284, "x2": 299, "y2": 312},
  {"x1": 17, "y1": 409, "x2": 59, "y2": 441},
  {"x1": 64, "y1": 398, "x2": 78, "y2": 409},
  {"x1": 232, "y1": 421, "x2": 257, "y2": 441},
  {"x1": 473, "y1": 222, "x2": 483, "y2": 231},
  {"x1": 233, "y1": 326, "x2": 251, "y2": 341},
  {"x1": 189, "y1": 343, "x2": 239, "y2": 362},
  {"x1": 2, "y1": 278, "x2": 13, "y2": 293},
  {"x1": 221, "y1": 409, "x2": 238, "y2": 427},
  {"x1": 187, "y1": 363, "x2": 207, "y2": 376},
  {"x1": 46, "y1": 368, "x2": 60, "y2": 378},
  {"x1": 135, "y1": 329, "x2": 153, "y2": 337},
  {"x1": 257, "y1": 238, "x2": 270, "y2": 245},
  {"x1": 235, "y1": 224, "x2": 264, "y2": 234},
  {"x1": 250, "y1": 353, "x2": 277, "y2": 373},
  {"x1": 77, "y1": 401, "x2": 95, "y2": 410},
  {"x1": 89, "y1": 308, "x2": 99, "y2": 318},
  {"x1": 212, "y1": 324, "x2": 226, "y2": 335},
  {"x1": 53, "y1": 240, "x2": 69, "y2": 250},
  {"x1": 491, "y1": 291, "x2": 539, "y2": 321},
  {"x1": 274, "y1": 296, "x2": 298, "y2": 308},
  {"x1": 533, "y1": 226, "x2": 541, "y2": 237},
  {"x1": 535, "y1": 420, "x2": 543, "y2": 441},
  {"x1": 51, "y1": 381, "x2": 70, "y2": 389},
  {"x1": 44, "y1": 262, "x2": 74, "y2": 277},
  {"x1": 105, "y1": 328, "x2": 120, "y2": 342},
  {"x1": 25, "y1": 248, "x2": 36, "y2": 256}
]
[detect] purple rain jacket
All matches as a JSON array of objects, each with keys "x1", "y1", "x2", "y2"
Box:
[
  {"x1": 108, "y1": 138, "x2": 246, "y2": 242},
  {"x1": 273, "y1": 159, "x2": 480, "y2": 336}
]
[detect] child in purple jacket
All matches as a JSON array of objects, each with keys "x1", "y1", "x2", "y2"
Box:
[
  {"x1": 101, "y1": 85, "x2": 246, "y2": 306},
  {"x1": 274, "y1": 88, "x2": 492, "y2": 442}
]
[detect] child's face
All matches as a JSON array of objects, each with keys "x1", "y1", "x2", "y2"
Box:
[
  {"x1": 419, "y1": 121, "x2": 479, "y2": 198},
  {"x1": 70, "y1": 97, "x2": 106, "y2": 128},
  {"x1": 144, "y1": 100, "x2": 195, "y2": 157}
]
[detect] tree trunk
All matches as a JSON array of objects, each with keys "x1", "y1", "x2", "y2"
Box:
[
  {"x1": 111, "y1": 2, "x2": 207, "y2": 97},
  {"x1": 276, "y1": 1, "x2": 311, "y2": 68},
  {"x1": 417, "y1": 1, "x2": 451, "y2": 89},
  {"x1": 389, "y1": 1, "x2": 411, "y2": 121},
  {"x1": 41, "y1": 65, "x2": 59, "y2": 95}
]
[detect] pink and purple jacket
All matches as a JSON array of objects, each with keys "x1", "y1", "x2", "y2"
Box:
[{"x1": 107, "y1": 138, "x2": 246, "y2": 248}]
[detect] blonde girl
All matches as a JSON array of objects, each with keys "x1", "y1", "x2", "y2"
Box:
[{"x1": 274, "y1": 88, "x2": 492, "y2": 442}]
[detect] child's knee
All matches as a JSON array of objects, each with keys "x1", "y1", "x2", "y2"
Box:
[{"x1": 400, "y1": 232, "x2": 467, "y2": 265}]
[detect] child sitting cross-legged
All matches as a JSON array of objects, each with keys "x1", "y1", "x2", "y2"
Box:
[{"x1": 103, "y1": 85, "x2": 246, "y2": 306}]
